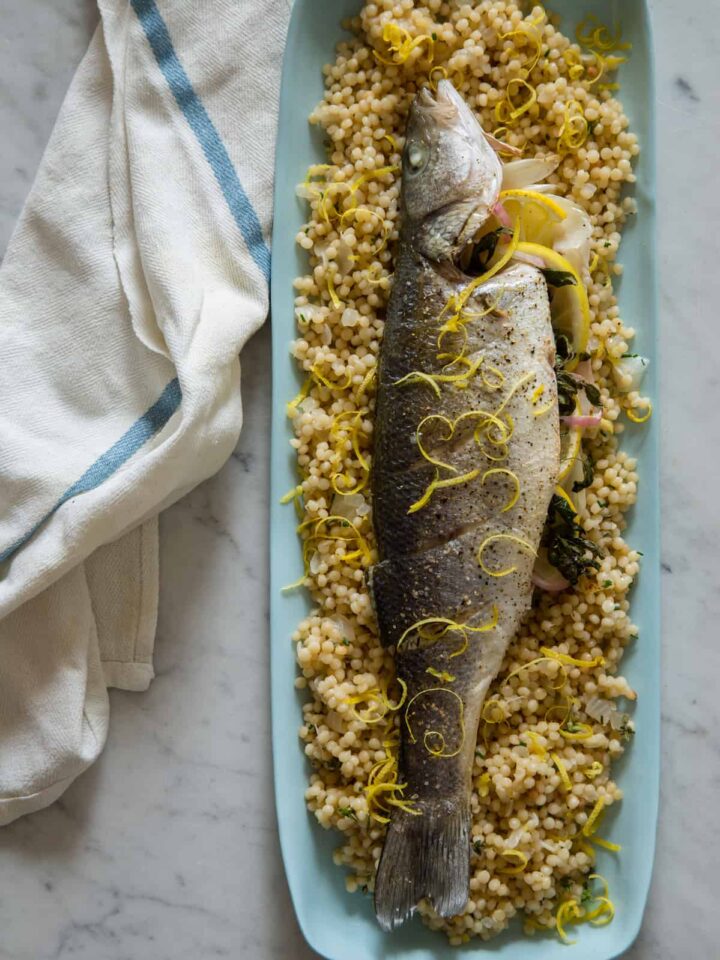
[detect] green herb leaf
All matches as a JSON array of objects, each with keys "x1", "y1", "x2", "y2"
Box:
[
  {"x1": 473, "y1": 838, "x2": 484, "y2": 854},
  {"x1": 602, "y1": 580, "x2": 613, "y2": 588},
  {"x1": 584, "y1": 382, "x2": 602, "y2": 407},
  {"x1": 556, "y1": 370, "x2": 580, "y2": 416},
  {"x1": 545, "y1": 494, "x2": 603, "y2": 585},
  {"x1": 555, "y1": 332, "x2": 574, "y2": 365},
  {"x1": 551, "y1": 492, "x2": 577, "y2": 527},
  {"x1": 469, "y1": 227, "x2": 509, "y2": 274},
  {"x1": 431, "y1": 31, "x2": 438, "y2": 41},
  {"x1": 338, "y1": 806, "x2": 358, "y2": 820},
  {"x1": 542, "y1": 269, "x2": 578, "y2": 288},
  {"x1": 342, "y1": 637, "x2": 351, "y2": 646}
]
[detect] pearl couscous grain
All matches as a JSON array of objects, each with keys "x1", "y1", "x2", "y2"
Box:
[{"x1": 287, "y1": 0, "x2": 646, "y2": 943}]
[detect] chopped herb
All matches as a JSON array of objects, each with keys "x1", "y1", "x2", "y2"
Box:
[
  {"x1": 542, "y1": 269, "x2": 578, "y2": 288},
  {"x1": 518, "y1": 740, "x2": 528, "y2": 747},
  {"x1": 472, "y1": 838, "x2": 485, "y2": 854},
  {"x1": 587, "y1": 119, "x2": 597, "y2": 136},
  {"x1": 545, "y1": 494, "x2": 603, "y2": 585},
  {"x1": 561, "y1": 878, "x2": 573, "y2": 890},
  {"x1": 342, "y1": 637, "x2": 351, "y2": 646},
  {"x1": 622, "y1": 352, "x2": 639, "y2": 358},
  {"x1": 338, "y1": 806, "x2": 358, "y2": 821},
  {"x1": 431, "y1": 31, "x2": 438, "y2": 41},
  {"x1": 580, "y1": 884, "x2": 594, "y2": 904},
  {"x1": 619, "y1": 715, "x2": 635, "y2": 741},
  {"x1": 475, "y1": 747, "x2": 485, "y2": 758},
  {"x1": 604, "y1": 240, "x2": 612, "y2": 247},
  {"x1": 597, "y1": 499, "x2": 608, "y2": 508},
  {"x1": 637, "y1": 551, "x2": 644, "y2": 556},
  {"x1": 307, "y1": 723, "x2": 317, "y2": 735},
  {"x1": 572, "y1": 456, "x2": 594, "y2": 492},
  {"x1": 602, "y1": 580, "x2": 613, "y2": 588}
]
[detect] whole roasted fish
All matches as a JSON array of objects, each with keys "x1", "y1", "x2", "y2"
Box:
[{"x1": 371, "y1": 81, "x2": 561, "y2": 930}]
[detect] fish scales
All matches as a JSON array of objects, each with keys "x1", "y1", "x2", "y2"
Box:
[{"x1": 370, "y1": 82, "x2": 560, "y2": 932}]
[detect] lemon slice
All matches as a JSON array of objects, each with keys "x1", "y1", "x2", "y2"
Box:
[
  {"x1": 557, "y1": 404, "x2": 582, "y2": 482},
  {"x1": 499, "y1": 189, "x2": 568, "y2": 222},
  {"x1": 516, "y1": 241, "x2": 590, "y2": 370}
]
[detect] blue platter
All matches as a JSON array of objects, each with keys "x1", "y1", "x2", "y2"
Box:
[{"x1": 270, "y1": 3, "x2": 659, "y2": 957}]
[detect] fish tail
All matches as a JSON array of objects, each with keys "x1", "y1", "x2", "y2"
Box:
[{"x1": 373, "y1": 799, "x2": 470, "y2": 932}]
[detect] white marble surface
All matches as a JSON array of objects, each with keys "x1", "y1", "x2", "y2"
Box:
[{"x1": 0, "y1": 1, "x2": 717, "y2": 957}]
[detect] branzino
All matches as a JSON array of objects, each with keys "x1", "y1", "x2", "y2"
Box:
[{"x1": 370, "y1": 80, "x2": 560, "y2": 931}]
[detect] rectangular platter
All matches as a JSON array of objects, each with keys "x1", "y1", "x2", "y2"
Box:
[{"x1": 270, "y1": 2, "x2": 659, "y2": 957}]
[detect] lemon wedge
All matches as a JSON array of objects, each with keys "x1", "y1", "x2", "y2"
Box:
[{"x1": 516, "y1": 241, "x2": 590, "y2": 369}]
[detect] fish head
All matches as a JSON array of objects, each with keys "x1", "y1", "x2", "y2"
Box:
[{"x1": 401, "y1": 80, "x2": 503, "y2": 263}]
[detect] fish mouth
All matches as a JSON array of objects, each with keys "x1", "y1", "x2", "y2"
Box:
[
  {"x1": 415, "y1": 82, "x2": 461, "y2": 126},
  {"x1": 414, "y1": 80, "x2": 476, "y2": 132}
]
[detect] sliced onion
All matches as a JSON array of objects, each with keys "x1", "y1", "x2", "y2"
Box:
[
  {"x1": 574, "y1": 359, "x2": 595, "y2": 385},
  {"x1": 328, "y1": 615, "x2": 356, "y2": 643},
  {"x1": 331, "y1": 492, "x2": 367, "y2": 520},
  {"x1": 561, "y1": 413, "x2": 602, "y2": 429},
  {"x1": 512, "y1": 250, "x2": 546, "y2": 269},
  {"x1": 492, "y1": 201, "x2": 513, "y2": 228},
  {"x1": 586, "y1": 696, "x2": 615, "y2": 724},
  {"x1": 532, "y1": 550, "x2": 570, "y2": 593},
  {"x1": 613, "y1": 355, "x2": 649, "y2": 394},
  {"x1": 501, "y1": 155, "x2": 560, "y2": 191},
  {"x1": 295, "y1": 182, "x2": 319, "y2": 200}
]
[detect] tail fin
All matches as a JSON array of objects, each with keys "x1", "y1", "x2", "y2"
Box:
[{"x1": 374, "y1": 800, "x2": 470, "y2": 932}]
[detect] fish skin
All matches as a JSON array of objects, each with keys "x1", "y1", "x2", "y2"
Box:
[{"x1": 371, "y1": 81, "x2": 560, "y2": 932}]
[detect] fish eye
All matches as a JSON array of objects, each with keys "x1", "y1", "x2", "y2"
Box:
[{"x1": 406, "y1": 141, "x2": 429, "y2": 174}]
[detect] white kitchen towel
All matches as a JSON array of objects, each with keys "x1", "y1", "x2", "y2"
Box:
[{"x1": 0, "y1": 0, "x2": 290, "y2": 824}]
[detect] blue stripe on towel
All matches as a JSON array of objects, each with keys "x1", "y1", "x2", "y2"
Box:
[
  {"x1": 130, "y1": 0, "x2": 271, "y2": 280},
  {"x1": 0, "y1": 378, "x2": 182, "y2": 564}
]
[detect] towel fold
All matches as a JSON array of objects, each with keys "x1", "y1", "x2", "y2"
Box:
[{"x1": 0, "y1": 0, "x2": 290, "y2": 824}]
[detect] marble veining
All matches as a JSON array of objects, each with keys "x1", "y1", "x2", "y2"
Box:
[{"x1": 0, "y1": 1, "x2": 717, "y2": 958}]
